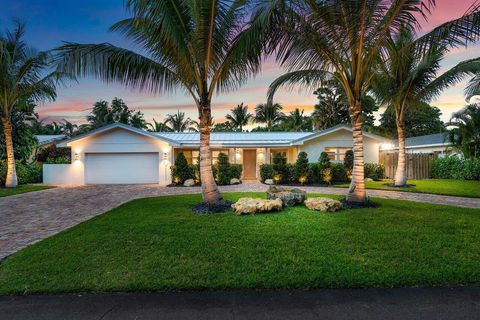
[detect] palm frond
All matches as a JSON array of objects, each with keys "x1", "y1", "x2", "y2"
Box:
[
  {"x1": 267, "y1": 69, "x2": 332, "y2": 103},
  {"x1": 56, "y1": 42, "x2": 184, "y2": 96}
]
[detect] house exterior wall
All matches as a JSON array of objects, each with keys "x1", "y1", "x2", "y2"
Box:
[
  {"x1": 44, "y1": 126, "x2": 384, "y2": 185},
  {"x1": 298, "y1": 130, "x2": 379, "y2": 163},
  {"x1": 43, "y1": 128, "x2": 172, "y2": 185}
]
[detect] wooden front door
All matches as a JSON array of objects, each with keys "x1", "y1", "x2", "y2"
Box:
[{"x1": 243, "y1": 150, "x2": 257, "y2": 179}]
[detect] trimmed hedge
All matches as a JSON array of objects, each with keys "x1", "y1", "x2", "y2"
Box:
[
  {"x1": 432, "y1": 156, "x2": 480, "y2": 180},
  {"x1": 0, "y1": 160, "x2": 42, "y2": 186}
]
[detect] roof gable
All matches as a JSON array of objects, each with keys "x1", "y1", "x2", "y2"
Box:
[{"x1": 57, "y1": 123, "x2": 179, "y2": 147}]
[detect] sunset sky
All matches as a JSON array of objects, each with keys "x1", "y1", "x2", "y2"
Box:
[{"x1": 2, "y1": 0, "x2": 479, "y2": 126}]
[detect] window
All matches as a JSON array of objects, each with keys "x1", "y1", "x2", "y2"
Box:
[
  {"x1": 176, "y1": 150, "x2": 199, "y2": 164},
  {"x1": 270, "y1": 149, "x2": 288, "y2": 163},
  {"x1": 176, "y1": 149, "x2": 229, "y2": 164},
  {"x1": 324, "y1": 147, "x2": 351, "y2": 161}
]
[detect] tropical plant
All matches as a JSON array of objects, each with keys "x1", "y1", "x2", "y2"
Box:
[
  {"x1": 254, "y1": 102, "x2": 285, "y2": 131},
  {"x1": 447, "y1": 104, "x2": 480, "y2": 158},
  {"x1": 373, "y1": 23, "x2": 480, "y2": 186},
  {"x1": 264, "y1": 0, "x2": 480, "y2": 202},
  {"x1": 312, "y1": 80, "x2": 378, "y2": 131},
  {"x1": 171, "y1": 152, "x2": 194, "y2": 185},
  {"x1": 281, "y1": 108, "x2": 311, "y2": 131},
  {"x1": 212, "y1": 121, "x2": 234, "y2": 132},
  {"x1": 56, "y1": 1, "x2": 269, "y2": 205},
  {"x1": 59, "y1": 119, "x2": 78, "y2": 137},
  {"x1": 294, "y1": 151, "x2": 310, "y2": 184},
  {"x1": 0, "y1": 21, "x2": 69, "y2": 187},
  {"x1": 225, "y1": 102, "x2": 252, "y2": 131},
  {"x1": 165, "y1": 111, "x2": 196, "y2": 132},
  {"x1": 147, "y1": 118, "x2": 171, "y2": 132},
  {"x1": 0, "y1": 107, "x2": 38, "y2": 161},
  {"x1": 87, "y1": 98, "x2": 147, "y2": 129},
  {"x1": 377, "y1": 102, "x2": 445, "y2": 138}
]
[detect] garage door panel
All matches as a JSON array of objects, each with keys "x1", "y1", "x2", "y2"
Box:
[{"x1": 85, "y1": 153, "x2": 158, "y2": 184}]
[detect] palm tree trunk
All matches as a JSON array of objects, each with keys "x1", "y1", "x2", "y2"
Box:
[
  {"x1": 346, "y1": 102, "x2": 366, "y2": 203},
  {"x1": 198, "y1": 102, "x2": 223, "y2": 204},
  {"x1": 394, "y1": 108, "x2": 407, "y2": 187},
  {"x1": 1, "y1": 117, "x2": 18, "y2": 188}
]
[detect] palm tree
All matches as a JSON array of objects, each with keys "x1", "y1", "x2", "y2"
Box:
[
  {"x1": 225, "y1": 103, "x2": 252, "y2": 131},
  {"x1": 373, "y1": 27, "x2": 480, "y2": 187},
  {"x1": 147, "y1": 118, "x2": 171, "y2": 132},
  {"x1": 56, "y1": 0, "x2": 268, "y2": 205},
  {"x1": 254, "y1": 102, "x2": 285, "y2": 131},
  {"x1": 264, "y1": 0, "x2": 480, "y2": 203},
  {"x1": 282, "y1": 108, "x2": 310, "y2": 131},
  {"x1": 60, "y1": 119, "x2": 78, "y2": 137},
  {"x1": 447, "y1": 104, "x2": 480, "y2": 158},
  {"x1": 0, "y1": 21, "x2": 68, "y2": 187},
  {"x1": 165, "y1": 111, "x2": 195, "y2": 132}
]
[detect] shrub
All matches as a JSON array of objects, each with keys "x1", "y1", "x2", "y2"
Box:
[
  {"x1": 190, "y1": 164, "x2": 200, "y2": 183},
  {"x1": 331, "y1": 163, "x2": 348, "y2": 182},
  {"x1": 294, "y1": 151, "x2": 310, "y2": 184},
  {"x1": 230, "y1": 164, "x2": 242, "y2": 180},
  {"x1": 272, "y1": 153, "x2": 288, "y2": 183},
  {"x1": 462, "y1": 158, "x2": 480, "y2": 180},
  {"x1": 285, "y1": 163, "x2": 296, "y2": 184},
  {"x1": 0, "y1": 160, "x2": 42, "y2": 185},
  {"x1": 322, "y1": 167, "x2": 333, "y2": 184},
  {"x1": 432, "y1": 156, "x2": 464, "y2": 179},
  {"x1": 318, "y1": 152, "x2": 331, "y2": 170},
  {"x1": 364, "y1": 163, "x2": 384, "y2": 180},
  {"x1": 344, "y1": 150, "x2": 354, "y2": 170},
  {"x1": 309, "y1": 163, "x2": 321, "y2": 183},
  {"x1": 432, "y1": 156, "x2": 480, "y2": 180},
  {"x1": 171, "y1": 152, "x2": 194, "y2": 184},
  {"x1": 260, "y1": 164, "x2": 274, "y2": 182},
  {"x1": 44, "y1": 156, "x2": 70, "y2": 164},
  {"x1": 215, "y1": 152, "x2": 231, "y2": 185},
  {"x1": 36, "y1": 145, "x2": 71, "y2": 163}
]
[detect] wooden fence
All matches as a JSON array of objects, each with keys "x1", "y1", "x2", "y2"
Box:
[{"x1": 379, "y1": 152, "x2": 437, "y2": 180}]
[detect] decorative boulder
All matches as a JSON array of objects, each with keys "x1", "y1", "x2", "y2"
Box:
[
  {"x1": 266, "y1": 186, "x2": 306, "y2": 207},
  {"x1": 184, "y1": 179, "x2": 196, "y2": 187},
  {"x1": 231, "y1": 198, "x2": 283, "y2": 215},
  {"x1": 230, "y1": 178, "x2": 241, "y2": 185},
  {"x1": 264, "y1": 179, "x2": 274, "y2": 185},
  {"x1": 365, "y1": 178, "x2": 374, "y2": 182},
  {"x1": 304, "y1": 197, "x2": 343, "y2": 212}
]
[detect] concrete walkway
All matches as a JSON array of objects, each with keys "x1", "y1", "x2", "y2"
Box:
[
  {"x1": 1, "y1": 286, "x2": 479, "y2": 319},
  {"x1": 1, "y1": 183, "x2": 480, "y2": 260}
]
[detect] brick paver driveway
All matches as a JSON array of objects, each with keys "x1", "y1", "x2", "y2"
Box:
[{"x1": 1, "y1": 183, "x2": 480, "y2": 260}]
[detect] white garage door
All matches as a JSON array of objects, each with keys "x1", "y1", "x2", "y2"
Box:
[{"x1": 85, "y1": 153, "x2": 159, "y2": 184}]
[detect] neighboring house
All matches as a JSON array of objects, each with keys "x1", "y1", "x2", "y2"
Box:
[
  {"x1": 31, "y1": 135, "x2": 66, "y2": 162},
  {"x1": 36, "y1": 135, "x2": 67, "y2": 147},
  {"x1": 380, "y1": 133, "x2": 453, "y2": 155},
  {"x1": 43, "y1": 123, "x2": 387, "y2": 185}
]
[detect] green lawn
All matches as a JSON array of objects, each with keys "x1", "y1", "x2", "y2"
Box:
[
  {"x1": 334, "y1": 179, "x2": 480, "y2": 198},
  {"x1": 1, "y1": 192, "x2": 479, "y2": 294},
  {"x1": 0, "y1": 184, "x2": 52, "y2": 198}
]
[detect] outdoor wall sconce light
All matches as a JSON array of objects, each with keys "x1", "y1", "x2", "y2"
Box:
[
  {"x1": 74, "y1": 153, "x2": 81, "y2": 161},
  {"x1": 162, "y1": 148, "x2": 169, "y2": 160}
]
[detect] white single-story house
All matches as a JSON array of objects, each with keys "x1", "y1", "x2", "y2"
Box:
[{"x1": 42, "y1": 123, "x2": 387, "y2": 185}]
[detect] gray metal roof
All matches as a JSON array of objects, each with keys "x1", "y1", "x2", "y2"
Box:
[
  {"x1": 35, "y1": 135, "x2": 66, "y2": 145},
  {"x1": 55, "y1": 122, "x2": 386, "y2": 148},
  {"x1": 155, "y1": 132, "x2": 312, "y2": 147},
  {"x1": 393, "y1": 133, "x2": 450, "y2": 148}
]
